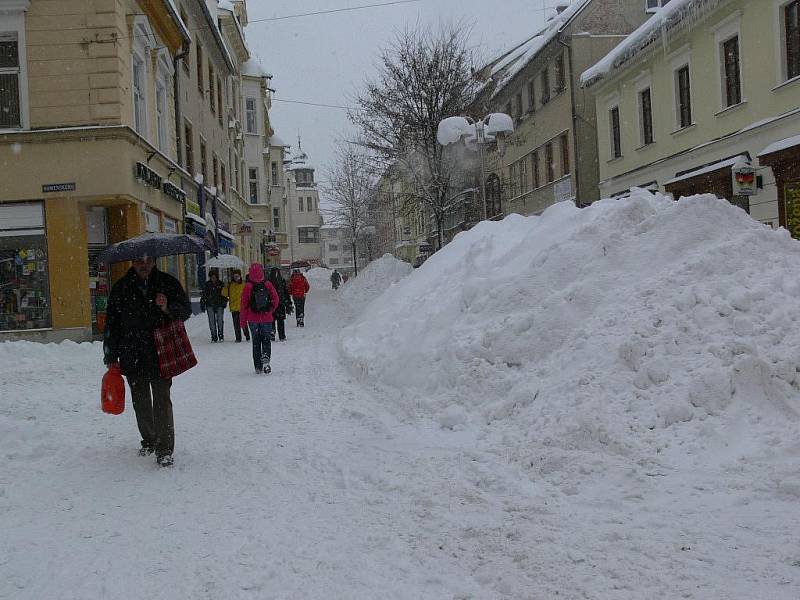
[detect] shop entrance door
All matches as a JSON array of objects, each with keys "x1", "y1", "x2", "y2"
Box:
[{"x1": 87, "y1": 207, "x2": 109, "y2": 337}]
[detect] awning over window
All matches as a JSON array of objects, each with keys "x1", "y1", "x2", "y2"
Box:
[
  {"x1": 664, "y1": 155, "x2": 748, "y2": 186},
  {"x1": 758, "y1": 134, "x2": 800, "y2": 158}
]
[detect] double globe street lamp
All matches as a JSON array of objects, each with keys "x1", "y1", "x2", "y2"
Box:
[{"x1": 436, "y1": 113, "x2": 514, "y2": 221}]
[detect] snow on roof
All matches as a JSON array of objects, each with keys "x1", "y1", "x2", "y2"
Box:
[
  {"x1": 288, "y1": 151, "x2": 316, "y2": 171},
  {"x1": 269, "y1": 134, "x2": 289, "y2": 147},
  {"x1": 490, "y1": 0, "x2": 591, "y2": 99},
  {"x1": 759, "y1": 133, "x2": 800, "y2": 157},
  {"x1": 218, "y1": 0, "x2": 235, "y2": 10},
  {"x1": 164, "y1": 0, "x2": 191, "y2": 42},
  {"x1": 242, "y1": 59, "x2": 272, "y2": 78},
  {"x1": 581, "y1": 0, "x2": 723, "y2": 87},
  {"x1": 664, "y1": 155, "x2": 747, "y2": 186},
  {"x1": 185, "y1": 212, "x2": 206, "y2": 226}
]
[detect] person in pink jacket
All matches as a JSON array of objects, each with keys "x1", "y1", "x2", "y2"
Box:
[{"x1": 240, "y1": 263, "x2": 280, "y2": 374}]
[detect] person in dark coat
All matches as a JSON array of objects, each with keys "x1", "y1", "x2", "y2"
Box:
[
  {"x1": 200, "y1": 269, "x2": 227, "y2": 342},
  {"x1": 103, "y1": 256, "x2": 191, "y2": 467},
  {"x1": 268, "y1": 267, "x2": 292, "y2": 342}
]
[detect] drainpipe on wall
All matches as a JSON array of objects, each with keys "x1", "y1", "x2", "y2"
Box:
[
  {"x1": 558, "y1": 34, "x2": 582, "y2": 207},
  {"x1": 173, "y1": 42, "x2": 190, "y2": 217}
]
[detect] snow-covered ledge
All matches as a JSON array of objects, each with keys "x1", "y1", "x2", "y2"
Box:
[{"x1": 0, "y1": 0, "x2": 30, "y2": 13}]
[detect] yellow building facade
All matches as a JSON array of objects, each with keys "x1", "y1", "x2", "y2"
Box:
[
  {"x1": 0, "y1": 0, "x2": 190, "y2": 341},
  {"x1": 584, "y1": 0, "x2": 800, "y2": 228}
]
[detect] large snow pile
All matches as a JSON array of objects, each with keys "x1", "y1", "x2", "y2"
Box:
[
  {"x1": 337, "y1": 254, "x2": 413, "y2": 316},
  {"x1": 341, "y1": 191, "x2": 800, "y2": 456},
  {"x1": 305, "y1": 266, "x2": 333, "y2": 289}
]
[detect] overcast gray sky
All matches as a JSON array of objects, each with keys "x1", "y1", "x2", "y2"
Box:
[{"x1": 245, "y1": 0, "x2": 555, "y2": 192}]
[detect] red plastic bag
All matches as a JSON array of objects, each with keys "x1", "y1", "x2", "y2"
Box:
[{"x1": 101, "y1": 363, "x2": 125, "y2": 415}]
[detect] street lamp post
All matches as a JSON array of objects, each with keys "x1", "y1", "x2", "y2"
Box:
[{"x1": 437, "y1": 113, "x2": 514, "y2": 222}]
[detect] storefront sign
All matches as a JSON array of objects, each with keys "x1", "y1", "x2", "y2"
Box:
[
  {"x1": 785, "y1": 184, "x2": 800, "y2": 239},
  {"x1": 733, "y1": 165, "x2": 757, "y2": 196},
  {"x1": 237, "y1": 222, "x2": 253, "y2": 236},
  {"x1": 42, "y1": 182, "x2": 75, "y2": 193},
  {"x1": 162, "y1": 181, "x2": 186, "y2": 203},
  {"x1": 419, "y1": 244, "x2": 434, "y2": 253},
  {"x1": 135, "y1": 162, "x2": 162, "y2": 189}
]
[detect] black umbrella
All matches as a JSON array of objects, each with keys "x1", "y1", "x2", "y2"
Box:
[{"x1": 96, "y1": 232, "x2": 213, "y2": 264}]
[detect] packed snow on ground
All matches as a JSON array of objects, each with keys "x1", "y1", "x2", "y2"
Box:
[
  {"x1": 3, "y1": 191, "x2": 800, "y2": 599},
  {"x1": 336, "y1": 253, "x2": 413, "y2": 316},
  {"x1": 341, "y1": 190, "x2": 800, "y2": 597}
]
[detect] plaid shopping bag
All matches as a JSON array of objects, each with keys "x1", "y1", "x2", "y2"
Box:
[{"x1": 153, "y1": 319, "x2": 197, "y2": 378}]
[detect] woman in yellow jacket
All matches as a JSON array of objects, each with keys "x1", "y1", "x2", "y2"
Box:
[{"x1": 224, "y1": 269, "x2": 250, "y2": 342}]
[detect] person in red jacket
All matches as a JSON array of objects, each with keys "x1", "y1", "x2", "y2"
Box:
[
  {"x1": 240, "y1": 263, "x2": 280, "y2": 374},
  {"x1": 288, "y1": 268, "x2": 310, "y2": 327}
]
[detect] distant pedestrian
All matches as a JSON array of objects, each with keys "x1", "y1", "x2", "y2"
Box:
[
  {"x1": 240, "y1": 263, "x2": 280, "y2": 374},
  {"x1": 342, "y1": 273, "x2": 349, "y2": 284},
  {"x1": 330, "y1": 269, "x2": 341, "y2": 290},
  {"x1": 103, "y1": 256, "x2": 191, "y2": 467},
  {"x1": 268, "y1": 267, "x2": 292, "y2": 341},
  {"x1": 224, "y1": 269, "x2": 249, "y2": 343},
  {"x1": 200, "y1": 270, "x2": 227, "y2": 342},
  {"x1": 288, "y1": 268, "x2": 310, "y2": 327}
]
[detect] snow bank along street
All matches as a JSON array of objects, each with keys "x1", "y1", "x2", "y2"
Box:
[{"x1": 3, "y1": 191, "x2": 800, "y2": 598}]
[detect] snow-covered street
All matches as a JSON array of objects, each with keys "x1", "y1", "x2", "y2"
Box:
[{"x1": 3, "y1": 194, "x2": 800, "y2": 599}]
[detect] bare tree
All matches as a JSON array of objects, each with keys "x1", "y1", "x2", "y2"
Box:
[
  {"x1": 349, "y1": 22, "x2": 479, "y2": 250},
  {"x1": 323, "y1": 146, "x2": 375, "y2": 276}
]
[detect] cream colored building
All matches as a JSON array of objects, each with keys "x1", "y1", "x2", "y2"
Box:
[
  {"x1": 0, "y1": 0, "x2": 190, "y2": 341},
  {"x1": 266, "y1": 134, "x2": 291, "y2": 266},
  {"x1": 285, "y1": 148, "x2": 322, "y2": 265},
  {"x1": 582, "y1": 0, "x2": 800, "y2": 229},
  {"x1": 471, "y1": 0, "x2": 650, "y2": 218}
]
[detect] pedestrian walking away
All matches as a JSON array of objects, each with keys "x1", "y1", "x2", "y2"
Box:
[
  {"x1": 200, "y1": 270, "x2": 227, "y2": 342},
  {"x1": 268, "y1": 267, "x2": 292, "y2": 341},
  {"x1": 288, "y1": 268, "x2": 310, "y2": 327},
  {"x1": 103, "y1": 256, "x2": 192, "y2": 467},
  {"x1": 224, "y1": 269, "x2": 250, "y2": 343},
  {"x1": 330, "y1": 269, "x2": 341, "y2": 290},
  {"x1": 240, "y1": 263, "x2": 280, "y2": 374}
]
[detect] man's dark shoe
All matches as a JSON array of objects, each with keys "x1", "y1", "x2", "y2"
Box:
[
  {"x1": 138, "y1": 446, "x2": 154, "y2": 457},
  {"x1": 156, "y1": 454, "x2": 174, "y2": 467}
]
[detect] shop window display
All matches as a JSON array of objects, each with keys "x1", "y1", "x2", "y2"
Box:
[{"x1": 0, "y1": 234, "x2": 51, "y2": 331}]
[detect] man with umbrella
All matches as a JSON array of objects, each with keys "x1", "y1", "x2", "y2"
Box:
[{"x1": 101, "y1": 235, "x2": 195, "y2": 467}]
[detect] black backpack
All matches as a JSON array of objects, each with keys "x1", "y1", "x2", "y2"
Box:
[{"x1": 251, "y1": 282, "x2": 272, "y2": 313}]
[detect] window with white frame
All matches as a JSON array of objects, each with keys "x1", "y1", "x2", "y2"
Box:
[
  {"x1": 298, "y1": 227, "x2": 319, "y2": 243},
  {"x1": 675, "y1": 64, "x2": 692, "y2": 128},
  {"x1": 0, "y1": 30, "x2": 24, "y2": 129},
  {"x1": 519, "y1": 156, "x2": 527, "y2": 193},
  {"x1": 248, "y1": 167, "x2": 259, "y2": 203},
  {"x1": 245, "y1": 97, "x2": 257, "y2": 133},
  {"x1": 156, "y1": 81, "x2": 167, "y2": 151},
  {"x1": 307, "y1": 197, "x2": 313, "y2": 212},
  {"x1": 609, "y1": 105, "x2": 621, "y2": 158},
  {"x1": 273, "y1": 207, "x2": 280, "y2": 230},
  {"x1": 132, "y1": 53, "x2": 147, "y2": 135},
  {"x1": 132, "y1": 18, "x2": 156, "y2": 138},
  {"x1": 721, "y1": 36, "x2": 742, "y2": 107},
  {"x1": 639, "y1": 87, "x2": 654, "y2": 145},
  {"x1": 298, "y1": 198, "x2": 304, "y2": 212},
  {"x1": 783, "y1": 0, "x2": 800, "y2": 80}
]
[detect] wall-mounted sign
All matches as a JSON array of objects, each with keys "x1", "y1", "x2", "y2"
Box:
[
  {"x1": 237, "y1": 222, "x2": 253, "y2": 236},
  {"x1": 135, "y1": 162, "x2": 162, "y2": 189},
  {"x1": 554, "y1": 178, "x2": 573, "y2": 203},
  {"x1": 419, "y1": 244, "x2": 434, "y2": 253},
  {"x1": 163, "y1": 181, "x2": 186, "y2": 203},
  {"x1": 42, "y1": 182, "x2": 75, "y2": 193},
  {"x1": 732, "y1": 165, "x2": 757, "y2": 196}
]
